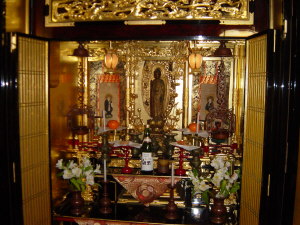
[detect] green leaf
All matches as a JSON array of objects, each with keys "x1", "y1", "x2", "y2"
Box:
[
  {"x1": 223, "y1": 189, "x2": 229, "y2": 198},
  {"x1": 192, "y1": 168, "x2": 199, "y2": 177},
  {"x1": 230, "y1": 182, "x2": 240, "y2": 194},
  {"x1": 205, "y1": 177, "x2": 211, "y2": 182},
  {"x1": 220, "y1": 179, "x2": 227, "y2": 192},
  {"x1": 201, "y1": 190, "x2": 210, "y2": 205},
  {"x1": 70, "y1": 178, "x2": 80, "y2": 191},
  {"x1": 57, "y1": 171, "x2": 64, "y2": 177},
  {"x1": 218, "y1": 179, "x2": 230, "y2": 198},
  {"x1": 80, "y1": 184, "x2": 86, "y2": 192},
  {"x1": 77, "y1": 179, "x2": 85, "y2": 185},
  {"x1": 84, "y1": 166, "x2": 92, "y2": 172}
]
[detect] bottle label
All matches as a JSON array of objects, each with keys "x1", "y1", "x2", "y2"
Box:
[
  {"x1": 143, "y1": 137, "x2": 151, "y2": 143},
  {"x1": 141, "y1": 152, "x2": 153, "y2": 171}
]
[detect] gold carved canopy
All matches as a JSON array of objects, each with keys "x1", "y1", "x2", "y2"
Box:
[{"x1": 45, "y1": 0, "x2": 253, "y2": 26}]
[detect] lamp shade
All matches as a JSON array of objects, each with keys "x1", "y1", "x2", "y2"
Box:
[
  {"x1": 189, "y1": 53, "x2": 203, "y2": 69},
  {"x1": 104, "y1": 52, "x2": 118, "y2": 70}
]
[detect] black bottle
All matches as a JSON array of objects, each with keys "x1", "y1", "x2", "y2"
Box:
[{"x1": 140, "y1": 124, "x2": 153, "y2": 174}]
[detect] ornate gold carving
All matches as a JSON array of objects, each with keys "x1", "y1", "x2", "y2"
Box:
[
  {"x1": 86, "y1": 40, "x2": 241, "y2": 133},
  {"x1": 49, "y1": 0, "x2": 250, "y2": 23},
  {"x1": 81, "y1": 183, "x2": 94, "y2": 201},
  {"x1": 116, "y1": 41, "x2": 187, "y2": 131},
  {"x1": 164, "y1": 107, "x2": 183, "y2": 132}
]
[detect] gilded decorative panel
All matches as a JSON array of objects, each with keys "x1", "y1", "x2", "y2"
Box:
[
  {"x1": 45, "y1": 0, "x2": 252, "y2": 26},
  {"x1": 60, "y1": 40, "x2": 243, "y2": 136},
  {"x1": 87, "y1": 40, "x2": 188, "y2": 131}
]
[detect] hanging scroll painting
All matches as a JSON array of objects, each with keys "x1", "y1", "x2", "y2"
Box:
[
  {"x1": 97, "y1": 74, "x2": 120, "y2": 122},
  {"x1": 193, "y1": 58, "x2": 232, "y2": 121}
]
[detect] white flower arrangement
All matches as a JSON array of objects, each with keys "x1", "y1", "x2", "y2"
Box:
[
  {"x1": 56, "y1": 157, "x2": 101, "y2": 191},
  {"x1": 210, "y1": 156, "x2": 240, "y2": 199},
  {"x1": 189, "y1": 155, "x2": 240, "y2": 204},
  {"x1": 189, "y1": 169, "x2": 211, "y2": 204}
]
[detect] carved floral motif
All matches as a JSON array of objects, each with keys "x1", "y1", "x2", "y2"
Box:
[{"x1": 50, "y1": 0, "x2": 249, "y2": 22}]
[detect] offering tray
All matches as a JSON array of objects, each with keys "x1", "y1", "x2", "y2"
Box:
[
  {"x1": 110, "y1": 140, "x2": 142, "y2": 148},
  {"x1": 97, "y1": 126, "x2": 127, "y2": 134},
  {"x1": 170, "y1": 141, "x2": 200, "y2": 151},
  {"x1": 179, "y1": 128, "x2": 209, "y2": 138}
]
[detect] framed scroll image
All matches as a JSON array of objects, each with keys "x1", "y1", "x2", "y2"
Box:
[
  {"x1": 199, "y1": 83, "x2": 217, "y2": 121},
  {"x1": 96, "y1": 74, "x2": 120, "y2": 123}
]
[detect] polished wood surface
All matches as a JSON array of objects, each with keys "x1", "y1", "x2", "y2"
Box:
[
  {"x1": 294, "y1": 138, "x2": 300, "y2": 225},
  {"x1": 53, "y1": 202, "x2": 215, "y2": 225}
]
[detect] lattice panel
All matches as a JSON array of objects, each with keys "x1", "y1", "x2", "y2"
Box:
[
  {"x1": 239, "y1": 34, "x2": 267, "y2": 225},
  {"x1": 18, "y1": 36, "x2": 51, "y2": 225}
]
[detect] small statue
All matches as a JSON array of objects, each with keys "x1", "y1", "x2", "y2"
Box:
[
  {"x1": 149, "y1": 68, "x2": 166, "y2": 133},
  {"x1": 150, "y1": 68, "x2": 165, "y2": 120}
]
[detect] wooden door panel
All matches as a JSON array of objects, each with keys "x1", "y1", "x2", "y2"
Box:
[
  {"x1": 240, "y1": 34, "x2": 268, "y2": 225},
  {"x1": 18, "y1": 36, "x2": 51, "y2": 225}
]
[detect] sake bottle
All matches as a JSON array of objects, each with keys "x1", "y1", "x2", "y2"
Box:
[{"x1": 140, "y1": 124, "x2": 153, "y2": 174}]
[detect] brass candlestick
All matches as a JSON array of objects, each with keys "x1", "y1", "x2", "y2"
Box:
[
  {"x1": 165, "y1": 184, "x2": 178, "y2": 220},
  {"x1": 99, "y1": 180, "x2": 112, "y2": 214}
]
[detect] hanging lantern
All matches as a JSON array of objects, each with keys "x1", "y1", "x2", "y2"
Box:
[
  {"x1": 188, "y1": 52, "x2": 203, "y2": 70},
  {"x1": 213, "y1": 41, "x2": 232, "y2": 57},
  {"x1": 188, "y1": 40, "x2": 203, "y2": 72},
  {"x1": 104, "y1": 52, "x2": 118, "y2": 70},
  {"x1": 72, "y1": 43, "x2": 89, "y2": 57},
  {"x1": 104, "y1": 41, "x2": 119, "y2": 71}
]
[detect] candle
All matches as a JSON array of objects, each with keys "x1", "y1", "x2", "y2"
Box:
[
  {"x1": 104, "y1": 159, "x2": 107, "y2": 182},
  {"x1": 103, "y1": 110, "x2": 106, "y2": 131},
  {"x1": 196, "y1": 112, "x2": 200, "y2": 133},
  {"x1": 171, "y1": 162, "x2": 174, "y2": 187}
]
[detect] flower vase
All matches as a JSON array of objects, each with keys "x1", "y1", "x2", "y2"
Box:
[
  {"x1": 69, "y1": 191, "x2": 84, "y2": 216},
  {"x1": 210, "y1": 197, "x2": 227, "y2": 224},
  {"x1": 190, "y1": 148, "x2": 201, "y2": 170}
]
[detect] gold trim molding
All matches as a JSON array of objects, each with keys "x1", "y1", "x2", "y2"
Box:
[{"x1": 45, "y1": 0, "x2": 252, "y2": 26}]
